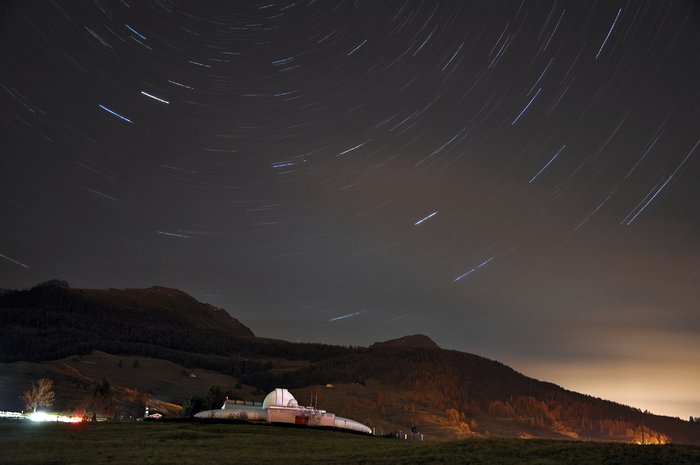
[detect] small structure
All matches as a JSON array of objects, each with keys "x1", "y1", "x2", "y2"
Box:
[{"x1": 194, "y1": 388, "x2": 372, "y2": 434}]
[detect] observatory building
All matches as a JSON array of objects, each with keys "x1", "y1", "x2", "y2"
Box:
[{"x1": 194, "y1": 388, "x2": 372, "y2": 434}]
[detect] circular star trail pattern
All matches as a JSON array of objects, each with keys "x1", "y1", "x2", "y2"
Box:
[{"x1": 1, "y1": 1, "x2": 699, "y2": 418}]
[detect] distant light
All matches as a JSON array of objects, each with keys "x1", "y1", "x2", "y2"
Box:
[
  {"x1": 29, "y1": 412, "x2": 83, "y2": 423},
  {"x1": 29, "y1": 412, "x2": 50, "y2": 422}
]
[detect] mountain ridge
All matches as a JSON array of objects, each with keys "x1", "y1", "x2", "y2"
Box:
[
  {"x1": 1, "y1": 283, "x2": 698, "y2": 444},
  {"x1": 370, "y1": 334, "x2": 440, "y2": 350}
]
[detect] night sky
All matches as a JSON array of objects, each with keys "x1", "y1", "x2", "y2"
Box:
[{"x1": 1, "y1": 1, "x2": 699, "y2": 419}]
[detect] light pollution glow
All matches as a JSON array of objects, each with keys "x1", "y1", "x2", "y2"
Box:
[{"x1": 508, "y1": 330, "x2": 700, "y2": 419}]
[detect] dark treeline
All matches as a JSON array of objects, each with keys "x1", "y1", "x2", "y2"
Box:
[{"x1": 0, "y1": 284, "x2": 359, "y2": 373}]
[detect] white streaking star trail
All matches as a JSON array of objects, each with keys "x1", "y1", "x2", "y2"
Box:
[
  {"x1": 414, "y1": 211, "x2": 438, "y2": 226},
  {"x1": 141, "y1": 91, "x2": 170, "y2": 104}
]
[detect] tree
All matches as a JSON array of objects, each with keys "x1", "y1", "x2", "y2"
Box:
[
  {"x1": 95, "y1": 378, "x2": 112, "y2": 398},
  {"x1": 89, "y1": 378, "x2": 115, "y2": 420},
  {"x1": 33, "y1": 279, "x2": 69, "y2": 289},
  {"x1": 205, "y1": 385, "x2": 228, "y2": 410},
  {"x1": 22, "y1": 378, "x2": 55, "y2": 413},
  {"x1": 181, "y1": 396, "x2": 206, "y2": 418}
]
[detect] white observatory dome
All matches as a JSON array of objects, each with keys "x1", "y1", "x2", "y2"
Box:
[{"x1": 262, "y1": 388, "x2": 299, "y2": 408}]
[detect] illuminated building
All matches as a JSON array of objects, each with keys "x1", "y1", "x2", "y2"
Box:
[{"x1": 194, "y1": 388, "x2": 372, "y2": 434}]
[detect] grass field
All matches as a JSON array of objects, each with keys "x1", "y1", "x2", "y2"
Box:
[{"x1": 1, "y1": 421, "x2": 699, "y2": 465}]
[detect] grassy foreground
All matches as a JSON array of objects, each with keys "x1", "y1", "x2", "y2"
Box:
[{"x1": 1, "y1": 421, "x2": 698, "y2": 465}]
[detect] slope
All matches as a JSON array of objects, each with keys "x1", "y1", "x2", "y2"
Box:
[{"x1": 1, "y1": 283, "x2": 698, "y2": 444}]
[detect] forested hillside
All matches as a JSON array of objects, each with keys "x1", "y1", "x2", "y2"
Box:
[{"x1": 2, "y1": 283, "x2": 698, "y2": 444}]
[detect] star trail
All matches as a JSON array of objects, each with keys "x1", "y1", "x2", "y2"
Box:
[{"x1": 1, "y1": 0, "x2": 699, "y2": 419}]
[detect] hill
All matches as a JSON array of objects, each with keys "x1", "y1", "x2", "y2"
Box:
[
  {"x1": 0, "y1": 282, "x2": 256, "y2": 370},
  {"x1": 370, "y1": 334, "x2": 440, "y2": 350},
  {"x1": 1, "y1": 283, "x2": 699, "y2": 445}
]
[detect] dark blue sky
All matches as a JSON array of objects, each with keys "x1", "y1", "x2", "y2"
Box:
[{"x1": 1, "y1": 0, "x2": 699, "y2": 418}]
